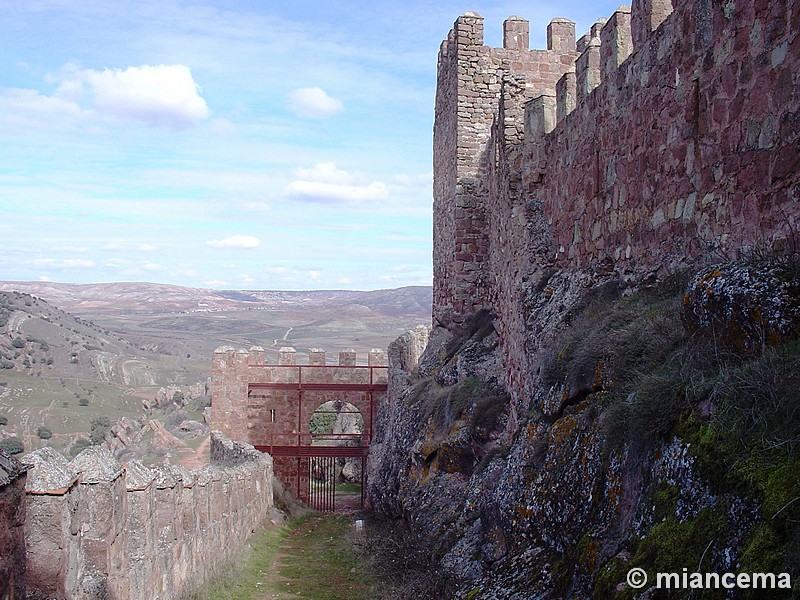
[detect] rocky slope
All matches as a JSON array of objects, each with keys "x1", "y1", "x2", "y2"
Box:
[{"x1": 368, "y1": 259, "x2": 800, "y2": 598}]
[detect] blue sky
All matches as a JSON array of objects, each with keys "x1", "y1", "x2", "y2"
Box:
[{"x1": 0, "y1": 0, "x2": 620, "y2": 291}]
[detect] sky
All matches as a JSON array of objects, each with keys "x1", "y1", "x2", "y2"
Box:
[{"x1": 0, "y1": 0, "x2": 620, "y2": 291}]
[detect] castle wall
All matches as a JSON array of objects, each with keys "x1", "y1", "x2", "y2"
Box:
[
  {"x1": 20, "y1": 433, "x2": 273, "y2": 600},
  {"x1": 434, "y1": 0, "x2": 800, "y2": 407},
  {"x1": 0, "y1": 450, "x2": 27, "y2": 600}
]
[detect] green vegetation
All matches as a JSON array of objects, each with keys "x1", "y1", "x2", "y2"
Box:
[
  {"x1": 89, "y1": 416, "x2": 111, "y2": 444},
  {"x1": 542, "y1": 266, "x2": 800, "y2": 593},
  {"x1": 36, "y1": 426, "x2": 53, "y2": 439},
  {"x1": 310, "y1": 411, "x2": 337, "y2": 435},
  {"x1": 0, "y1": 438, "x2": 24, "y2": 455},
  {"x1": 0, "y1": 414, "x2": 7, "y2": 426},
  {"x1": 70, "y1": 438, "x2": 92, "y2": 457},
  {"x1": 182, "y1": 515, "x2": 380, "y2": 600}
]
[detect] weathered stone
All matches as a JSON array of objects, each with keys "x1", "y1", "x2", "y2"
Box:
[{"x1": 681, "y1": 261, "x2": 800, "y2": 353}]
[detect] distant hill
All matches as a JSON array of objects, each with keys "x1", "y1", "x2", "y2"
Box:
[{"x1": 0, "y1": 281, "x2": 432, "y2": 318}]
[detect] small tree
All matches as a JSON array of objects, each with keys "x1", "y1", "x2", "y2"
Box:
[
  {"x1": 11, "y1": 338, "x2": 24, "y2": 348},
  {"x1": 0, "y1": 415, "x2": 8, "y2": 426},
  {"x1": 36, "y1": 426, "x2": 53, "y2": 440},
  {"x1": 89, "y1": 416, "x2": 111, "y2": 444}
]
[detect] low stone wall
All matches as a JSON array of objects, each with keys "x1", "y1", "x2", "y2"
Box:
[
  {"x1": 21, "y1": 432, "x2": 273, "y2": 600},
  {"x1": 0, "y1": 449, "x2": 27, "y2": 600}
]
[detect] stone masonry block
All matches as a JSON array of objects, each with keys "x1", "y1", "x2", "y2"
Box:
[
  {"x1": 547, "y1": 18, "x2": 576, "y2": 52},
  {"x1": 601, "y1": 6, "x2": 633, "y2": 79},
  {"x1": 503, "y1": 17, "x2": 529, "y2": 50}
]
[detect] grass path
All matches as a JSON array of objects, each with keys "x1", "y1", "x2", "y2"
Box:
[{"x1": 184, "y1": 514, "x2": 381, "y2": 600}]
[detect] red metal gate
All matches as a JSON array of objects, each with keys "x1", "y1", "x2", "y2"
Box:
[{"x1": 309, "y1": 455, "x2": 336, "y2": 511}]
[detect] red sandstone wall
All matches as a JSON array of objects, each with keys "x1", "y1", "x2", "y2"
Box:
[
  {"x1": 21, "y1": 436, "x2": 273, "y2": 600},
  {"x1": 432, "y1": 13, "x2": 577, "y2": 326},
  {"x1": 521, "y1": 0, "x2": 799, "y2": 274},
  {"x1": 432, "y1": 0, "x2": 799, "y2": 408},
  {"x1": 0, "y1": 452, "x2": 27, "y2": 600}
]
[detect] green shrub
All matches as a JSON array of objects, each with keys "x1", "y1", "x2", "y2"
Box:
[
  {"x1": 11, "y1": 338, "x2": 24, "y2": 348},
  {"x1": 36, "y1": 426, "x2": 53, "y2": 440},
  {"x1": 70, "y1": 438, "x2": 92, "y2": 457},
  {"x1": 89, "y1": 416, "x2": 111, "y2": 444},
  {"x1": 0, "y1": 415, "x2": 7, "y2": 426},
  {"x1": 0, "y1": 438, "x2": 24, "y2": 455}
]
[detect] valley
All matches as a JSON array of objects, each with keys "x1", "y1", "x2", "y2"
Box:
[{"x1": 0, "y1": 282, "x2": 431, "y2": 459}]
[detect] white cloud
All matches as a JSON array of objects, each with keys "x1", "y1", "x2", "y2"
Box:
[
  {"x1": 285, "y1": 162, "x2": 388, "y2": 204},
  {"x1": 27, "y1": 258, "x2": 96, "y2": 269},
  {"x1": 139, "y1": 244, "x2": 157, "y2": 252},
  {"x1": 205, "y1": 235, "x2": 261, "y2": 249},
  {"x1": 286, "y1": 87, "x2": 343, "y2": 118},
  {"x1": 53, "y1": 63, "x2": 211, "y2": 130},
  {"x1": 243, "y1": 201, "x2": 271, "y2": 212},
  {"x1": 0, "y1": 88, "x2": 89, "y2": 130},
  {"x1": 1, "y1": 64, "x2": 210, "y2": 132},
  {"x1": 294, "y1": 161, "x2": 352, "y2": 184},
  {"x1": 308, "y1": 270, "x2": 322, "y2": 280}
]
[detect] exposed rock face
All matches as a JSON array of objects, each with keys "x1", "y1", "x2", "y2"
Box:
[
  {"x1": 0, "y1": 449, "x2": 27, "y2": 600},
  {"x1": 369, "y1": 303, "x2": 773, "y2": 597},
  {"x1": 681, "y1": 260, "x2": 800, "y2": 354}
]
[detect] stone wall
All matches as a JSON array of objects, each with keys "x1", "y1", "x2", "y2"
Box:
[
  {"x1": 20, "y1": 433, "x2": 273, "y2": 600},
  {"x1": 0, "y1": 449, "x2": 27, "y2": 600},
  {"x1": 434, "y1": 0, "x2": 800, "y2": 405}
]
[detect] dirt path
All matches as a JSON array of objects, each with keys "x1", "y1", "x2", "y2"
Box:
[{"x1": 178, "y1": 434, "x2": 210, "y2": 470}]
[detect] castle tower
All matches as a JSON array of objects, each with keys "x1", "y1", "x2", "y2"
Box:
[{"x1": 433, "y1": 13, "x2": 578, "y2": 326}]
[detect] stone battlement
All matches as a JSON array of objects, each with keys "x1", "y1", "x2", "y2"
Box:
[
  {"x1": 19, "y1": 433, "x2": 273, "y2": 600},
  {"x1": 433, "y1": 0, "x2": 800, "y2": 403}
]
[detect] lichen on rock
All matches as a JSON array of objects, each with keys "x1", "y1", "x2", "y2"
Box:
[{"x1": 681, "y1": 259, "x2": 800, "y2": 354}]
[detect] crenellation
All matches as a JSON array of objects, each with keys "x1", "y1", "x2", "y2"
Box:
[
  {"x1": 525, "y1": 93, "x2": 557, "y2": 138},
  {"x1": 20, "y1": 433, "x2": 272, "y2": 600},
  {"x1": 575, "y1": 37, "x2": 602, "y2": 102},
  {"x1": 212, "y1": 349, "x2": 387, "y2": 503},
  {"x1": 308, "y1": 347, "x2": 326, "y2": 366},
  {"x1": 556, "y1": 68, "x2": 577, "y2": 122},
  {"x1": 631, "y1": 0, "x2": 674, "y2": 49},
  {"x1": 338, "y1": 348, "x2": 357, "y2": 366},
  {"x1": 434, "y1": 0, "x2": 800, "y2": 407},
  {"x1": 503, "y1": 17, "x2": 529, "y2": 50},
  {"x1": 547, "y1": 18, "x2": 576, "y2": 52},
  {"x1": 278, "y1": 347, "x2": 296, "y2": 365},
  {"x1": 433, "y1": 11, "x2": 580, "y2": 325},
  {"x1": 600, "y1": 6, "x2": 633, "y2": 79}
]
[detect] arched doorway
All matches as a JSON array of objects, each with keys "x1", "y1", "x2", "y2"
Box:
[{"x1": 308, "y1": 400, "x2": 365, "y2": 511}]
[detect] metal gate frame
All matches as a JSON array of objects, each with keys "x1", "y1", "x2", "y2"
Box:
[{"x1": 249, "y1": 364, "x2": 386, "y2": 512}]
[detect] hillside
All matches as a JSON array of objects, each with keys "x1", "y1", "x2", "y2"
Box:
[
  {"x1": 0, "y1": 281, "x2": 432, "y2": 318},
  {"x1": 0, "y1": 283, "x2": 431, "y2": 459}
]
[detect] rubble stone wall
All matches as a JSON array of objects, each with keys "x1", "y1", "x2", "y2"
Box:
[
  {"x1": 20, "y1": 433, "x2": 273, "y2": 600},
  {"x1": 434, "y1": 0, "x2": 800, "y2": 405},
  {"x1": 0, "y1": 450, "x2": 27, "y2": 600}
]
